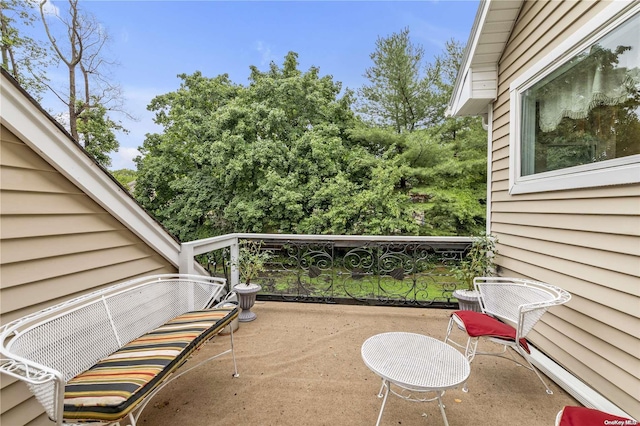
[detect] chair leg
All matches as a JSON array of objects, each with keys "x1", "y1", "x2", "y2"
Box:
[
  {"x1": 445, "y1": 315, "x2": 477, "y2": 392},
  {"x1": 445, "y1": 315, "x2": 478, "y2": 362},
  {"x1": 460, "y1": 338, "x2": 476, "y2": 393},
  {"x1": 464, "y1": 336, "x2": 479, "y2": 363},
  {"x1": 517, "y1": 348, "x2": 554, "y2": 394},
  {"x1": 444, "y1": 316, "x2": 455, "y2": 344}
]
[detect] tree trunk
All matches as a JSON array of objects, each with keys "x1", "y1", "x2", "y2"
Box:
[
  {"x1": 68, "y1": 65, "x2": 78, "y2": 140},
  {"x1": 1, "y1": 8, "x2": 8, "y2": 70},
  {"x1": 0, "y1": 7, "x2": 16, "y2": 75}
]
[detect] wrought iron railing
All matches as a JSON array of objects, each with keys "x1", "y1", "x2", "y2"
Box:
[{"x1": 180, "y1": 234, "x2": 473, "y2": 308}]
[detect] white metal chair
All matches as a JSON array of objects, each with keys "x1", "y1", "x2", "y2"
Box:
[{"x1": 444, "y1": 277, "x2": 571, "y2": 394}]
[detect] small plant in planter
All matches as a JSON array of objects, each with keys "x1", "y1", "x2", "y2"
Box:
[
  {"x1": 453, "y1": 235, "x2": 498, "y2": 311},
  {"x1": 230, "y1": 240, "x2": 272, "y2": 322},
  {"x1": 236, "y1": 240, "x2": 272, "y2": 286}
]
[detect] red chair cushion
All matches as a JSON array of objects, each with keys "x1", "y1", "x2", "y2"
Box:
[
  {"x1": 452, "y1": 310, "x2": 530, "y2": 353},
  {"x1": 558, "y1": 406, "x2": 637, "y2": 426}
]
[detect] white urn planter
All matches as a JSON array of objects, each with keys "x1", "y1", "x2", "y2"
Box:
[
  {"x1": 453, "y1": 289, "x2": 481, "y2": 312},
  {"x1": 234, "y1": 283, "x2": 261, "y2": 322}
]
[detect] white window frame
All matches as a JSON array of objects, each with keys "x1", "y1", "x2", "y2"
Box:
[{"x1": 508, "y1": 1, "x2": 640, "y2": 195}]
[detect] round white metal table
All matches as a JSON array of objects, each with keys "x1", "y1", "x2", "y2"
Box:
[{"x1": 361, "y1": 332, "x2": 470, "y2": 426}]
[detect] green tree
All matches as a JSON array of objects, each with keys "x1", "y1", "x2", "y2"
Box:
[
  {"x1": 417, "y1": 117, "x2": 487, "y2": 236},
  {"x1": 348, "y1": 125, "x2": 409, "y2": 158},
  {"x1": 135, "y1": 53, "x2": 418, "y2": 241},
  {"x1": 39, "y1": 0, "x2": 125, "y2": 163},
  {"x1": 354, "y1": 37, "x2": 487, "y2": 236},
  {"x1": 111, "y1": 168, "x2": 137, "y2": 188},
  {"x1": 357, "y1": 27, "x2": 433, "y2": 134},
  {"x1": 347, "y1": 121, "x2": 486, "y2": 236},
  {"x1": 410, "y1": 39, "x2": 487, "y2": 236},
  {"x1": 0, "y1": 0, "x2": 51, "y2": 98},
  {"x1": 425, "y1": 39, "x2": 464, "y2": 129},
  {"x1": 76, "y1": 101, "x2": 126, "y2": 167}
]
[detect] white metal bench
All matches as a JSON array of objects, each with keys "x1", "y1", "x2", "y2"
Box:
[{"x1": 0, "y1": 274, "x2": 239, "y2": 425}]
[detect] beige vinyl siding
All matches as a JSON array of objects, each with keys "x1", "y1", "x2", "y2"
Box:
[
  {"x1": 0, "y1": 125, "x2": 177, "y2": 425},
  {"x1": 491, "y1": 0, "x2": 640, "y2": 419}
]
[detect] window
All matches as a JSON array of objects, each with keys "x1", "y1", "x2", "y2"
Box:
[{"x1": 509, "y1": 3, "x2": 640, "y2": 194}]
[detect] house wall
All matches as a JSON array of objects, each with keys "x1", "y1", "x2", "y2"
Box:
[
  {"x1": 492, "y1": 0, "x2": 640, "y2": 419},
  {"x1": 0, "y1": 125, "x2": 177, "y2": 425}
]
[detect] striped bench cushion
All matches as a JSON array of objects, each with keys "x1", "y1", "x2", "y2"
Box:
[{"x1": 63, "y1": 306, "x2": 238, "y2": 422}]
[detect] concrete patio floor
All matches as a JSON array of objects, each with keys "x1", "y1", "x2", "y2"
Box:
[{"x1": 138, "y1": 301, "x2": 579, "y2": 426}]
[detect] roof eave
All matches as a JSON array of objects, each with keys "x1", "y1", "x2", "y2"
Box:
[
  {"x1": 447, "y1": 0, "x2": 524, "y2": 117},
  {"x1": 0, "y1": 69, "x2": 182, "y2": 266}
]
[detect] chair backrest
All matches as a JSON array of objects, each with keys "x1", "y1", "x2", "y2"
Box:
[{"x1": 474, "y1": 277, "x2": 571, "y2": 339}]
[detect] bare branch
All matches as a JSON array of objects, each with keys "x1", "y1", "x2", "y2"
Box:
[
  {"x1": 39, "y1": 0, "x2": 71, "y2": 66},
  {"x1": 30, "y1": 71, "x2": 68, "y2": 104}
]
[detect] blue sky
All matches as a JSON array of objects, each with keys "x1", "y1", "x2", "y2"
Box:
[{"x1": 34, "y1": 1, "x2": 480, "y2": 170}]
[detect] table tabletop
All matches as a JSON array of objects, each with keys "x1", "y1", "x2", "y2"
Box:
[{"x1": 361, "y1": 332, "x2": 470, "y2": 392}]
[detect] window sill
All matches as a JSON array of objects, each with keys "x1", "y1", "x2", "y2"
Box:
[{"x1": 509, "y1": 158, "x2": 640, "y2": 194}]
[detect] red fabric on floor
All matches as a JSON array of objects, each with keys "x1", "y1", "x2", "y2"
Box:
[{"x1": 558, "y1": 406, "x2": 637, "y2": 426}]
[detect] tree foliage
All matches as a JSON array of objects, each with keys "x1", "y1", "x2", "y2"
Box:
[
  {"x1": 0, "y1": 0, "x2": 52, "y2": 98},
  {"x1": 135, "y1": 53, "x2": 418, "y2": 241},
  {"x1": 355, "y1": 37, "x2": 486, "y2": 236},
  {"x1": 134, "y1": 30, "x2": 487, "y2": 240},
  {"x1": 39, "y1": 0, "x2": 125, "y2": 167},
  {"x1": 347, "y1": 119, "x2": 486, "y2": 236},
  {"x1": 357, "y1": 27, "x2": 433, "y2": 133},
  {"x1": 77, "y1": 101, "x2": 126, "y2": 167},
  {"x1": 416, "y1": 117, "x2": 487, "y2": 236},
  {"x1": 111, "y1": 168, "x2": 137, "y2": 188},
  {"x1": 424, "y1": 39, "x2": 465, "y2": 128}
]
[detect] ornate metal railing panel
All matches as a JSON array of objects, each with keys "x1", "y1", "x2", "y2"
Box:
[{"x1": 189, "y1": 234, "x2": 472, "y2": 308}]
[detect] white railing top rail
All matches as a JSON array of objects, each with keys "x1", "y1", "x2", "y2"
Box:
[
  {"x1": 179, "y1": 232, "x2": 475, "y2": 282},
  {"x1": 183, "y1": 233, "x2": 473, "y2": 253}
]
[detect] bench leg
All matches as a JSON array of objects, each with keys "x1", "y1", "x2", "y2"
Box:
[{"x1": 230, "y1": 323, "x2": 239, "y2": 377}]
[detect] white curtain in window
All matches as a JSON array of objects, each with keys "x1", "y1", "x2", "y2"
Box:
[{"x1": 537, "y1": 59, "x2": 639, "y2": 132}]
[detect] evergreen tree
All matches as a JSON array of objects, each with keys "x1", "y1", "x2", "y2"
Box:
[{"x1": 357, "y1": 27, "x2": 433, "y2": 133}]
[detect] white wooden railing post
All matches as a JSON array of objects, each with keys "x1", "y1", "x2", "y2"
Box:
[
  {"x1": 179, "y1": 243, "x2": 195, "y2": 275},
  {"x1": 230, "y1": 237, "x2": 240, "y2": 287}
]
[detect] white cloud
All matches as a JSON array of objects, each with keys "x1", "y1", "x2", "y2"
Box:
[
  {"x1": 107, "y1": 85, "x2": 167, "y2": 170},
  {"x1": 397, "y1": 13, "x2": 470, "y2": 53},
  {"x1": 255, "y1": 40, "x2": 277, "y2": 66},
  {"x1": 110, "y1": 146, "x2": 140, "y2": 171},
  {"x1": 410, "y1": 22, "x2": 450, "y2": 50},
  {"x1": 51, "y1": 111, "x2": 70, "y2": 128},
  {"x1": 38, "y1": 0, "x2": 60, "y2": 17}
]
